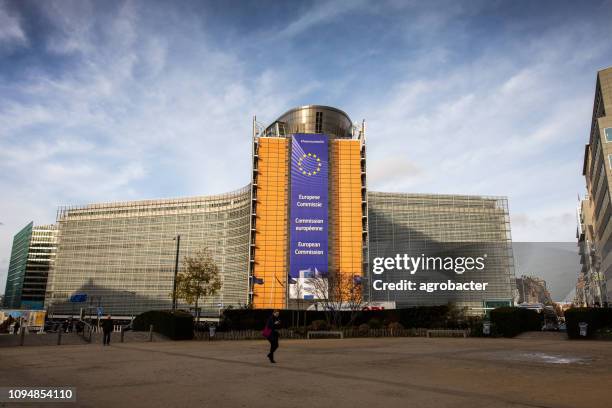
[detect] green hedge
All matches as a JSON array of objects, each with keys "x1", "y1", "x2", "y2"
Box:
[
  {"x1": 219, "y1": 306, "x2": 455, "y2": 331},
  {"x1": 133, "y1": 310, "x2": 194, "y2": 340},
  {"x1": 490, "y1": 307, "x2": 542, "y2": 337},
  {"x1": 565, "y1": 308, "x2": 612, "y2": 339}
]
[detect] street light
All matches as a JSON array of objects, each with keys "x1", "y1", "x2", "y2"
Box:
[{"x1": 172, "y1": 234, "x2": 181, "y2": 312}]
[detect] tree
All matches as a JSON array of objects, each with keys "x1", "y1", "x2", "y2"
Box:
[
  {"x1": 307, "y1": 270, "x2": 363, "y2": 328},
  {"x1": 174, "y1": 248, "x2": 222, "y2": 321}
]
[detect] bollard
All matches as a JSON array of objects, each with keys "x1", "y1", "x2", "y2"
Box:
[
  {"x1": 579, "y1": 322, "x2": 588, "y2": 337},
  {"x1": 149, "y1": 325, "x2": 154, "y2": 342},
  {"x1": 121, "y1": 328, "x2": 125, "y2": 343},
  {"x1": 20, "y1": 327, "x2": 26, "y2": 346},
  {"x1": 57, "y1": 329, "x2": 62, "y2": 346},
  {"x1": 483, "y1": 321, "x2": 491, "y2": 336}
]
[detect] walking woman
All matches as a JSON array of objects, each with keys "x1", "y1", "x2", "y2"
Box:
[{"x1": 263, "y1": 310, "x2": 280, "y2": 363}]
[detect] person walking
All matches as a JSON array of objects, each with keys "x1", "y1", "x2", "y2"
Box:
[
  {"x1": 102, "y1": 315, "x2": 113, "y2": 346},
  {"x1": 13, "y1": 319, "x2": 20, "y2": 335},
  {"x1": 263, "y1": 310, "x2": 281, "y2": 363}
]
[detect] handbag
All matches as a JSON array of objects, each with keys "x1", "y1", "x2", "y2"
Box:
[{"x1": 262, "y1": 326, "x2": 272, "y2": 338}]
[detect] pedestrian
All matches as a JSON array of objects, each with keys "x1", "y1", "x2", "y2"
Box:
[
  {"x1": 262, "y1": 310, "x2": 281, "y2": 363},
  {"x1": 13, "y1": 319, "x2": 20, "y2": 335},
  {"x1": 102, "y1": 315, "x2": 113, "y2": 346}
]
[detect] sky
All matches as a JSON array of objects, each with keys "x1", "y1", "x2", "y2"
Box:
[{"x1": 1, "y1": 0, "x2": 611, "y2": 293}]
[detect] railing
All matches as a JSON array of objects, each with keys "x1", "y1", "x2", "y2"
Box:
[
  {"x1": 426, "y1": 329, "x2": 469, "y2": 338},
  {"x1": 307, "y1": 331, "x2": 343, "y2": 339},
  {"x1": 203, "y1": 327, "x2": 431, "y2": 341}
]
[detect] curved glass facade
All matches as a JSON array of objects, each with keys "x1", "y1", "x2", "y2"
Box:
[
  {"x1": 263, "y1": 105, "x2": 354, "y2": 139},
  {"x1": 45, "y1": 187, "x2": 251, "y2": 316}
]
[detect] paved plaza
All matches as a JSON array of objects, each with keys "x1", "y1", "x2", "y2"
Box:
[{"x1": 1, "y1": 336, "x2": 611, "y2": 408}]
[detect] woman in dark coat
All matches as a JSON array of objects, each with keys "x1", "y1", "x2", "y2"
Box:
[{"x1": 264, "y1": 310, "x2": 281, "y2": 363}]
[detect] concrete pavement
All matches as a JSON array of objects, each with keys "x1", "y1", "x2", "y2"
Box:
[{"x1": 0, "y1": 336, "x2": 610, "y2": 408}]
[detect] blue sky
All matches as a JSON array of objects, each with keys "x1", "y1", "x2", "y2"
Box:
[{"x1": 1, "y1": 0, "x2": 612, "y2": 291}]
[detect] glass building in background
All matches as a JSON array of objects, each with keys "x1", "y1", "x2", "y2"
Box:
[
  {"x1": 3, "y1": 222, "x2": 57, "y2": 309},
  {"x1": 3, "y1": 222, "x2": 33, "y2": 308},
  {"x1": 4, "y1": 105, "x2": 517, "y2": 316}
]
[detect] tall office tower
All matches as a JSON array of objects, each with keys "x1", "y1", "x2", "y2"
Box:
[
  {"x1": 3, "y1": 222, "x2": 33, "y2": 308},
  {"x1": 249, "y1": 106, "x2": 368, "y2": 309},
  {"x1": 581, "y1": 67, "x2": 612, "y2": 305},
  {"x1": 3, "y1": 222, "x2": 57, "y2": 309},
  {"x1": 20, "y1": 224, "x2": 57, "y2": 309}
]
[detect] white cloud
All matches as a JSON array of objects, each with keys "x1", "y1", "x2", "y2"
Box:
[
  {"x1": 276, "y1": 0, "x2": 368, "y2": 39},
  {"x1": 0, "y1": 0, "x2": 27, "y2": 46},
  {"x1": 353, "y1": 18, "x2": 608, "y2": 243}
]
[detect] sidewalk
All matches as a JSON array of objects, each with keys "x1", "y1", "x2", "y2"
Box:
[{"x1": 1, "y1": 337, "x2": 610, "y2": 408}]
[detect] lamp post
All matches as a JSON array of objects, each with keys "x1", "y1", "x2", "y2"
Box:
[{"x1": 172, "y1": 235, "x2": 181, "y2": 312}]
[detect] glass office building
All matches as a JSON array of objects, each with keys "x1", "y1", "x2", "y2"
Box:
[
  {"x1": 3, "y1": 105, "x2": 516, "y2": 316},
  {"x1": 367, "y1": 193, "x2": 515, "y2": 311},
  {"x1": 45, "y1": 188, "x2": 250, "y2": 316},
  {"x1": 3, "y1": 222, "x2": 34, "y2": 308},
  {"x1": 3, "y1": 223, "x2": 57, "y2": 309}
]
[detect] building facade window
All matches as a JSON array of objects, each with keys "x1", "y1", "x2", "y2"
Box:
[
  {"x1": 315, "y1": 111, "x2": 323, "y2": 133},
  {"x1": 606, "y1": 128, "x2": 612, "y2": 142},
  {"x1": 608, "y1": 154, "x2": 612, "y2": 169}
]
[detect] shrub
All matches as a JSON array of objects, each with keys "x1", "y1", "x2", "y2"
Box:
[
  {"x1": 465, "y1": 316, "x2": 485, "y2": 337},
  {"x1": 133, "y1": 310, "x2": 194, "y2": 340},
  {"x1": 565, "y1": 307, "x2": 612, "y2": 339},
  {"x1": 368, "y1": 318, "x2": 383, "y2": 329},
  {"x1": 220, "y1": 305, "x2": 459, "y2": 331},
  {"x1": 388, "y1": 321, "x2": 404, "y2": 333},
  {"x1": 358, "y1": 323, "x2": 370, "y2": 336},
  {"x1": 309, "y1": 319, "x2": 329, "y2": 331},
  {"x1": 490, "y1": 307, "x2": 541, "y2": 337}
]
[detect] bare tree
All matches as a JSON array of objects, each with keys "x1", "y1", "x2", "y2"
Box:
[
  {"x1": 174, "y1": 247, "x2": 222, "y2": 322},
  {"x1": 307, "y1": 271, "x2": 363, "y2": 328}
]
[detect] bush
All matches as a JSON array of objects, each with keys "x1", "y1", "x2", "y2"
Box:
[
  {"x1": 220, "y1": 309, "x2": 328, "y2": 331},
  {"x1": 221, "y1": 305, "x2": 455, "y2": 331},
  {"x1": 309, "y1": 319, "x2": 329, "y2": 331},
  {"x1": 465, "y1": 316, "x2": 485, "y2": 337},
  {"x1": 133, "y1": 310, "x2": 194, "y2": 340},
  {"x1": 388, "y1": 321, "x2": 404, "y2": 332},
  {"x1": 358, "y1": 323, "x2": 370, "y2": 336},
  {"x1": 565, "y1": 307, "x2": 612, "y2": 339},
  {"x1": 368, "y1": 318, "x2": 383, "y2": 329},
  {"x1": 490, "y1": 307, "x2": 541, "y2": 337}
]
